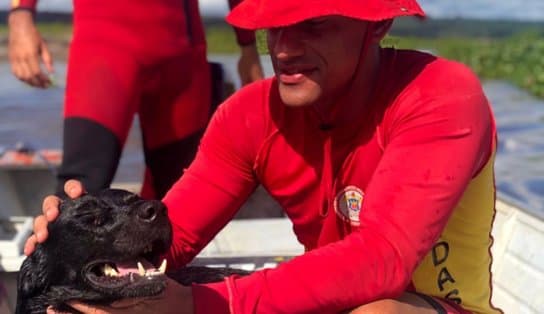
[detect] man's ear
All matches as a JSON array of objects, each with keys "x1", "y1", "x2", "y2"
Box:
[{"x1": 371, "y1": 19, "x2": 394, "y2": 42}]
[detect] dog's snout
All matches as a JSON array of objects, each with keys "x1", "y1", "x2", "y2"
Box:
[{"x1": 137, "y1": 204, "x2": 159, "y2": 222}]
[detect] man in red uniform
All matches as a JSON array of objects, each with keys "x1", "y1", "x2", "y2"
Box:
[
  {"x1": 8, "y1": 0, "x2": 263, "y2": 199},
  {"x1": 27, "y1": 0, "x2": 503, "y2": 313}
]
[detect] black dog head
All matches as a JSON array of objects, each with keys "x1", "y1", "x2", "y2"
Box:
[{"x1": 16, "y1": 189, "x2": 172, "y2": 314}]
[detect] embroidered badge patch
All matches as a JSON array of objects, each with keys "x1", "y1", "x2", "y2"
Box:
[{"x1": 334, "y1": 186, "x2": 364, "y2": 226}]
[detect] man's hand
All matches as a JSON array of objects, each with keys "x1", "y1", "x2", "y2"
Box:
[
  {"x1": 8, "y1": 10, "x2": 54, "y2": 88},
  {"x1": 238, "y1": 44, "x2": 264, "y2": 86},
  {"x1": 47, "y1": 277, "x2": 194, "y2": 314},
  {"x1": 23, "y1": 180, "x2": 85, "y2": 256}
]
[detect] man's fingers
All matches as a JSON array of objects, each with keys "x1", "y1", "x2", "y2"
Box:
[
  {"x1": 10, "y1": 59, "x2": 23, "y2": 79},
  {"x1": 37, "y1": 72, "x2": 52, "y2": 88},
  {"x1": 33, "y1": 215, "x2": 49, "y2": 243},
  {"x1": 25, "y1": 214, "x2": 51, "y2": 255},
  {"x1": 68, "y1": 297, "x2": 152, "y2": 313},
  {"x1": 109, "y1": 296, "x2": 161, "y2": 308},
  {"x1": 9, "y1": 57, "x2": 28, "y2": 81},
  {"x1": 26, "y1": 56, "x2": 50, "y2": 88},
  {"x1": 17, "y1": 58, "x2": 43, "y2": 87},
  {"x1": 9, "y1": 44, "x2": 50, "y2": 87},
  {"x1": 47, "y1": 305, "x2": 78, "y2": 314},
  {"x1": 27, "y1": 54, "x2": 42, "y2": 78},
  {"x1": 23, "y1": 234, "x2": 38, "y2": 256},
  {"x1": 25, "y1": 196, "x2": 61, "y2": 256},
  {"x1": 17, "y1": 60, "x2": 33, "y2": 82},
  {"x1": 41, "y1": 41, "x2": 54, "y2": 73},
  {"x1": 42, "y1": 195, "x2": 61, "y2": 220},
  {"x1": 65, "y1": 179, "x2": 85, "y2": 198},
  {"x1": 67, "y1": 302, "x2": 108, "y2": 314},
  {"x1": 39, "y1": 41, "x2": 54, "y2": 87}
]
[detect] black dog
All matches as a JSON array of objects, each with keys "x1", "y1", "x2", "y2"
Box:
[{"x1": 16, "y1": 189, "x2": 250, "y2": 314}]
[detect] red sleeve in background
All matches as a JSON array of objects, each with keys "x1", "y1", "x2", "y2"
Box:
[
  {"x1": 11, "y1": 0, "x2": 38, "y2": 11},
  {"x1": 228, "y1": 0, "x2": 256, "y2": 46}
]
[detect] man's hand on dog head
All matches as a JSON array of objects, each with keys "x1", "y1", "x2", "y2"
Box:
[
  {"x1": 24, "y1": 179, "x2": 86, "y2": 256},
  {"x1": 46, "y1": 277, "x2": 194, "y2": 314}
]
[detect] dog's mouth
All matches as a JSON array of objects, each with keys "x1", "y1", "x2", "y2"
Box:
[{"x1": 84, "y1": 257, "x2": 168, "y2": 295}]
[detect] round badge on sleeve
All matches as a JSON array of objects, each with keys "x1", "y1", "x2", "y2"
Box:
[{"x1": 334, "y1": 186, "x2": 364, "y2": 226}]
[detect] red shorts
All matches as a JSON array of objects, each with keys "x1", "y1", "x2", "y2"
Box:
[
  {"x1": 60, "y1": 12, "x2": 211, "y2": 198},
  {"x1": 64, "y1": 42, "x2": 210, "y2": 150}
]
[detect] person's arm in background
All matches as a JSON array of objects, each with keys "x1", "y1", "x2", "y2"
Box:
[
  {"x1": 228, "y1": 0, "x2": 264, "y2": 85},
  {"x1": 8, "y1": 0, "x2": 54, "y2": 88}
]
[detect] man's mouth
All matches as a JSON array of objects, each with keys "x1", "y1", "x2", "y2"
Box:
[{"x1": 278, "y1": 65, "x2": 316, "y2": 84}]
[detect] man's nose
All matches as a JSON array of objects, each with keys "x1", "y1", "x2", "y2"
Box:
[{"x1": 269, "y1": 26, "x2": 305, "y2": 60}]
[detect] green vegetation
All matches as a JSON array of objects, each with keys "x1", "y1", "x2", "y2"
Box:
[
  {"x1": 384, "y1": 33, "x2": 544, "y2": 98},
  {"x1": 36, "y1": 22, "x2": 73, "y2": 37},
  {"x1": 204, "y1": 24, "x2": 268, "y2": 54},
  {"x1": 387, "y1": 18, "x2": 544, "y2": 98},
  {"x1": 202, "y1": 24, "x2": 240, "y2": 53}
]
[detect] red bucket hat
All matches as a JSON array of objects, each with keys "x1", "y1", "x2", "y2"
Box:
[{"x1": 227, "y1": 0, "x2": 425, "y2": 30}]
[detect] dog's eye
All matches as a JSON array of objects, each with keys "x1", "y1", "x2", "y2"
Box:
[{"x1": 78, "y1": 212, "x2": 107, "y2": 226}]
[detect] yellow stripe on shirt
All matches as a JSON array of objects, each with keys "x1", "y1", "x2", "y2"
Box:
[{"x1": 411, "y1": 151, "x2": 503, "y2": 314}]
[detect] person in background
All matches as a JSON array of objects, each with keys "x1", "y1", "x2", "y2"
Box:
[
  {"x1": 7, "y1": 0, "x2": 264, "y2": 199},
  {"x1": 27, "y1": 0, "x2": 503, "y2": 313}
]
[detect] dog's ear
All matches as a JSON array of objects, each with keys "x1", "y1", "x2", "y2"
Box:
[{"x1": 16, "y1": 248, "x2": 50, "y2": 311}]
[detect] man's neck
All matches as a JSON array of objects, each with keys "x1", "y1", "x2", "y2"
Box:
[{"x1": 314, "y1": 45, "x2": 382, "y2": 124}]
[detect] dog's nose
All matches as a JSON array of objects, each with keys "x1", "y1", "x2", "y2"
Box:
[{"x1": 137, "y1": 204, "x2": 158, "y2": 222}]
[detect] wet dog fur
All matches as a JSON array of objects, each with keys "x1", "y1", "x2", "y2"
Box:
[{"x1": 16, "y1": 189, "x2": 250, "y2": 314}]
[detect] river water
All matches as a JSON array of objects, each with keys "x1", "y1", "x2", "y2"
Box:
[{"x1": 0, "y1": 55, "x2": 543, "y2": 219}]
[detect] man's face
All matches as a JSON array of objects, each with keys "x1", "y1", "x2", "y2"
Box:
[{"x1": 267, "y1": 16, "x2": 369, "y2": 107}]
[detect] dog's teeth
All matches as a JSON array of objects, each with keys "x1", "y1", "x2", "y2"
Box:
[
  {"x1": 159, "y1": 259, "x2": 167, "y2": 274},
  {"x1": 145, "y1": 270, "x2": 160, "y2": 277},
  {"x1": 129, "y1": 272, "x2": 135, "y2": 283},
  {"x1": 103, "y1": 264, "x2": 119, "y2": 277},
  {"x1": 137, "y1": 262, "x2": 146, "y2": 276}
]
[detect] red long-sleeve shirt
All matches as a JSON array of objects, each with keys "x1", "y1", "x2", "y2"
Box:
[{"x1": 164, "y1": 48, "x2": 500, "y2": 314}]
